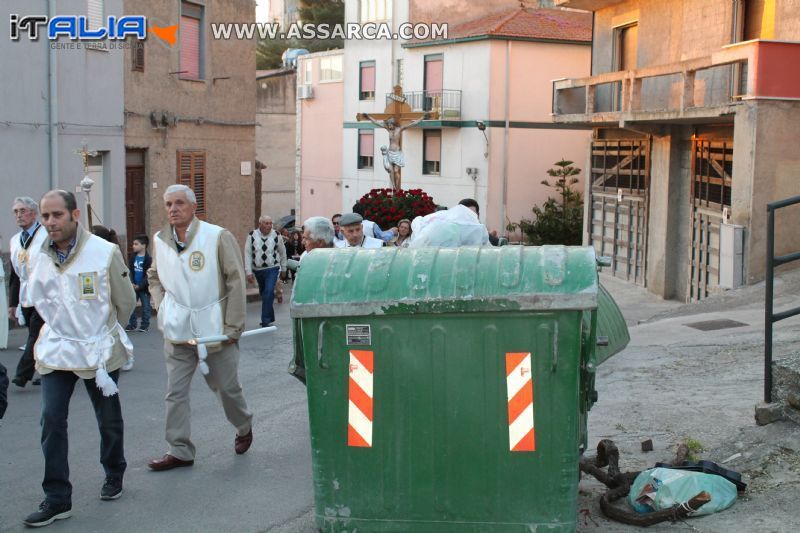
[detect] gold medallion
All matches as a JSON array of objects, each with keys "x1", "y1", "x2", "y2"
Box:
[
  {"x1": 189, "y1": 251, "x2": 205, "y2": 272},
  {"x1": 17, "y1": 249, "x2": 28, "y2": 265}
]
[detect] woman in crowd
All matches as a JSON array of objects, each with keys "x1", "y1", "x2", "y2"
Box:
[
  {"x1": 395, "y1": 219, "x2": 412, "y2": 248},
  {"x1": 285, "y1": 230, "x2": 304, "y2": 281}
]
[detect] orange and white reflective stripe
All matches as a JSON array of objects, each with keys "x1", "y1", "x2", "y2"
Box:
[
  {"x1": 506, "y1": 352, "x2": 535, "y2": 452},
  {"x1": 348, "y1": 350, "x2": 374, "y2": 447}
]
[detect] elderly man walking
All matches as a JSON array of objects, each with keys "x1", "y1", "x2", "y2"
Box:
[
  {"x1": 23, "y1": 190, "x2": 135, "y2": 527},
  {"x1": 8, "y1": 196, "x2": 48, "y2": 387},
  {"x1": 147, "y1": 185, "x2": 253, "y2": 471},
  {"x1": 244, "y1": 215, "x2": 286, "y2": 327}
]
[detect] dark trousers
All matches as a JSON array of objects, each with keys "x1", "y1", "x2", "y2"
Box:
[
  {"x1": 127, "y1": 290, "x2": 151, "y2": 329},
  {"x1": 254, "y1": 266, "x2": 280, "y2": 326},
  {"x1": 15, "y1": 306, "x2": 44, "y2": 383},
  {"x1": 41, "y1": 369, "x2": 126, "y2": 505}
]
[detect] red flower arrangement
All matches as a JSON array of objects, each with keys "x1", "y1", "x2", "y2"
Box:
[{"x1": 357, "y1": 188, "x2": 437, "y2": 229}]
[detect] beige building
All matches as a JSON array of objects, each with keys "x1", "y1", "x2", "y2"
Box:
[
  {"x1": 123, "y1": 0, "x2": 257, "y2": 248},
  {"x1": 256, "y1": 68, "x2": 297, "y2": 224},
  {"x1": 553, "y1": 0, "x2": 800, "y2": 301}
]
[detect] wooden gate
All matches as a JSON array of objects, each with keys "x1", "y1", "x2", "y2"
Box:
[
  {"x1": 589, "y1": 139, "x2": 650, "y2": 285},
  {"x1": 687, "y1": 138, "x2": 733, "y2": 301}
]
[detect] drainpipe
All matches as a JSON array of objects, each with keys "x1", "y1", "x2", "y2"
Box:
[
  {"x1": 47, "y1": 0, "x2": 58, "y2": 188},
  {"x1": 500, "y1": 40, "x2": 510, "y2": 234}
]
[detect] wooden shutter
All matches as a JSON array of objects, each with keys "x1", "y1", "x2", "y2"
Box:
[
  {"x1": 132, "y1": 41, "x2": 144, "y2": 71},
  {"x1": 180, "y1": 15, "x2": 201, "y2": 79},
  {"x1": 87, "y1": 0, "x2": 104, "y2": 31},
  {"x1": 177, "y1": 151, "x2": 207, "y2": 219}
]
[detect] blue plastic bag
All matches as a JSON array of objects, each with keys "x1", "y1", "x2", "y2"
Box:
[{"x1": 629, "y1": 468, "x2": 737, "y2": 516}]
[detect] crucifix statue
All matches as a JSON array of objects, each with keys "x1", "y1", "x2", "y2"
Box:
[
  {"x1": 74, "y1": 139, "x2": 98, "y2": 227},
  {"x1": 357, "y1": 85, "x2": 438, "y2": 190}
]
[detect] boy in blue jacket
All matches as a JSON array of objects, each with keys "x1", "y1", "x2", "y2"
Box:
[{"x1": 125, "y1": 235, "x2": 152, "y2": 339}]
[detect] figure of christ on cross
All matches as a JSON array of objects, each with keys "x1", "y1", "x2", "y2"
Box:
[{"x1": 356, "y1": 85, "x2": 438, "y2": 190}]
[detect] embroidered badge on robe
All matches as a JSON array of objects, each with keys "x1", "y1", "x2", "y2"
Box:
[
  {"x1": 189, "y1": 251, "x2": 205, "y2": 272},
  {"x1": 79, "y1": 272, "x2": 98, "y2": 299}
]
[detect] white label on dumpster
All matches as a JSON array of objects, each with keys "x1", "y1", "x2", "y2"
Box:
[{"x1": 346, "y1": 324, "x2": 371, "y2": 346}]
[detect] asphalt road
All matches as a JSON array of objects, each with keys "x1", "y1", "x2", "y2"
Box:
[{"x1": 0, "y1": 296, "x2": 314, "y2": 532}]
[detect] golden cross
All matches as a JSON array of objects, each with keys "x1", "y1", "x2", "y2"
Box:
[{"x1": 74, "y1": 139, "x2": 98, "y2": 175}]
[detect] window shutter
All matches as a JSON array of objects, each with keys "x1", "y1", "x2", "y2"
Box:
[
  {"x1": 132, "y1": 41, "x2": 144, "y2": 71},
  {"x1": 176, "y1": 151, "x2": 207, "y2": 219},
  {"x1": 87, "y1": 0, "x2": 104, "y2": 31},
  {"x1": 425, "y1": 58, "x2": 443, "y2": 94},
  {"x1": 359, "y1": 131, "x2": 374, "y2": 157},
  {"x1": 180, "y1": 15, "x2": 201, "y2": 79},
  {"x1": 425, "y1": 131, "x2": 441, "y2": 162},
  {"x1": 361, "y1": 64, "x2": 375, "y2": 92},
  {"x1": 192, "y1": 152, "x2": 206, "y2": 219}
]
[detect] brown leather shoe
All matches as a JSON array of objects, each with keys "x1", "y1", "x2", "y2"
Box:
[
  {"x1": 235, "y1": 430, "x2": 253, "y2": 455},
  {"x1": 148, "y1": 454, "x2": 194, "y2": 471}
]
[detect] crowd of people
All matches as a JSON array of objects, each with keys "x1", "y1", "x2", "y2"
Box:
[{"x1": 0, "y1": 187, "x2": 496, "y2": 528}]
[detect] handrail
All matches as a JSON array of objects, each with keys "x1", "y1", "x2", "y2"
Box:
[{"x1": 764, "y1": 194, "x2": 800, "y2": 403}]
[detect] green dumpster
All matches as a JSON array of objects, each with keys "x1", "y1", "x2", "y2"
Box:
[{"x1": 291, "y1": 245, "x2": 628, "y2": 532}]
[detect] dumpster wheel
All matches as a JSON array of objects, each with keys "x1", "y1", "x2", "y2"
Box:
[{"x1": 579, "y1": 440, "x2": 712, "y2": 527}]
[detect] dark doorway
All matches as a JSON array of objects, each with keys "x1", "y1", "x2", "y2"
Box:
[{"x1": 125, "y1": 149, "x2": 147, "y2": 255}]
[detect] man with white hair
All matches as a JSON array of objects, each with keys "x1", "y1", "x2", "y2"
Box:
[
  {"x1": 244, "y1": 215, "x2": 286, "y2": 327},
  {"x1": 288, "y1": 216, "x2": 336, "y2": 384},
  {"x1": 300, "y1": 216, "x2": 335, "y2": 260},
  {"x1": 8, "y1": 196, "x2": 48, "y2": 387},
  {"x1": 146, "y1": 185, "x2": 253, "y2": 471}
]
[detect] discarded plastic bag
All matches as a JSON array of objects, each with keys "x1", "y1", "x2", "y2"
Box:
[
  {"x1": 629, "y1": 467, "x2": 737, "y2": 516},
  {"x1": 408, "y1": 204, "x2": 489, "y2": 247}
]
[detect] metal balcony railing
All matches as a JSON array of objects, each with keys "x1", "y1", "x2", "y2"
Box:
[
  {"x1": 385, "y1": 90, "x2": 461, "y2": 119},
  {"x1": 552, "y1": 40, "x2": 800, "y2": 121}
]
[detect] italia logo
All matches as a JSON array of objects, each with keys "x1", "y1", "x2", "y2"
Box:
[{"x1": 9, "y1": 14, "x2": 177, "y2": 45}]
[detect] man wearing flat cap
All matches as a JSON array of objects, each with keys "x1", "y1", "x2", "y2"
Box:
[{"x1": 334, "y1": 213, "x2": 383, "y2": 249}]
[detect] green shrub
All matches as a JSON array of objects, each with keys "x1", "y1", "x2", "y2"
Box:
[{"x1": 508, "y1": 160, "x2": 584, "y2": 245}]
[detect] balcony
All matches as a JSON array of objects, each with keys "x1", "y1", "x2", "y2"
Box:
[
  {"x1": 385, "y1": 90, "x2": 462, "y2": 121},
  {"x1": 552, "y1": 40, "x2": 800, "y2": 126}
]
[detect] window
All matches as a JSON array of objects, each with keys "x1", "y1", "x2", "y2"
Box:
[
  {"x1": 360, "y1": 61, "x2": 375, "y2": 100},
  {"x1": 395, "y1": 58, "x2": 404, "y2": 87},
  {"x1": 303, "y1": 58, "x2": 313, "y2": 84},
  {"x1": 423, "y1": 130, "x2": 441, "y2": 175},
  {"x1": 319, "y1": 55, "x2": 343, "y2": 82},
  {"x1": 131, "y1": 40, "x2": 144, "y2": 71},
  {"x1": 87, "y1": 0, "x2": 104, "y2": 31},
  {"x1": 358, "y1": 131, "x2": 374, "y2": 170},
  {"x1": 424, "y1": 54, "x2": 443, "y2": 112},
  {"x1": 360, "y1": 0, "x2": 392, "y2": 23},
  {"x1": 180, "y1": 2, "x2": 204, "y2": 80},
  {"x1": 87, "y1": 153, "x2": 106, "y2": 223},
  {"x1": 176, "y1": 150, "x2": 207, "y2": 218}
]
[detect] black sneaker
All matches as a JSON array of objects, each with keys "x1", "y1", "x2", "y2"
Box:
[
  {"x1": 125, "y1": 325, "x2": 137, "y2": 332},
  {"x1": 23, "y1": 501, "x2": 72, "y2": 527},
  {"x1": 100, "y1": 476, "x2": 123, "y2": 500}
]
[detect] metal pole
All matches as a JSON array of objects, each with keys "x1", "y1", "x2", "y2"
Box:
[{"x1": 765, "y1": 206, "x2": 774, "y2": 403}]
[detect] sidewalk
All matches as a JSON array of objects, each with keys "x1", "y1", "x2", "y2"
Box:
[{"x1": 577, "y1": 271, "x2": 800, "y2": 531}]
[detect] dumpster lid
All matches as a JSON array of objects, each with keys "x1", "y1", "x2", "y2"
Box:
[{"x1": 290, "y1": 245, "x2": 598, "y2": 318}]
